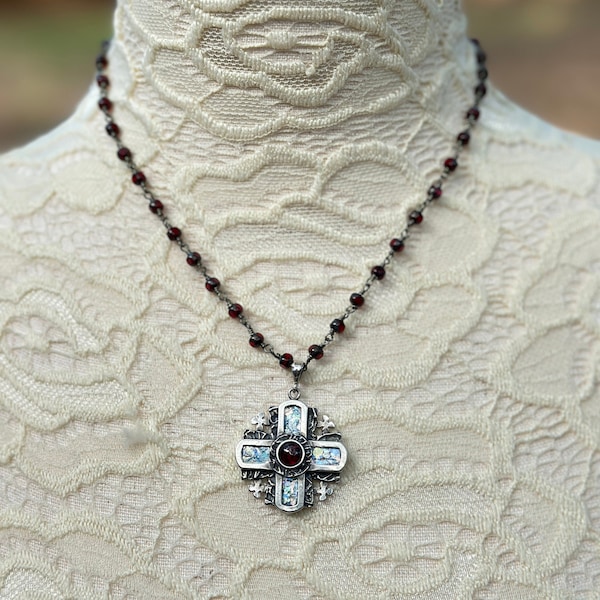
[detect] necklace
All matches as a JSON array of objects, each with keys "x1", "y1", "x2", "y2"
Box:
[{"x1": 94, "y1": 38, "x2": 488, "y2": 513}]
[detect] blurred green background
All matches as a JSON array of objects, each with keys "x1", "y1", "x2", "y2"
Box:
[{"x1": 0, "y1": 0, "x2": 599, "y2": 152}]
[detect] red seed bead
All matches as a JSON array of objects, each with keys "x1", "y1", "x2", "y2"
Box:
[
  {"x1": 308, "y1": 344, "x2": 324, "y2": 359},
  {"x1": 350, "y1": 293, "x2": 364, "y2": 307},
  {"x1": 228, "y1": 303, "x2": 243, "y2": 318},
  {"x1": 476, "y1": 48, "x2": 487, "y2": 65},
  {"x1": 205, "y1": 277, "x2": 220, "y2": 292},
  {"x1": 390, "y1": 238, "x2": 405, "y2": 252},
  {"x1": 444, "y1": 158, "x2": 458, "y2": 172},
  {"x1": 105, "y1": 122, "x2": 120, "y2": 137},
  {"x1": 98, "y1": 97, "x2": 112, "y2": 111},
  {"x1": 167, "y1": 227, "x2": 181, "y2": 240},
  {"x1": 96, "y1": 55, "x2": 108, "y2": 69},
  {"x1": 96, "y1": 74, "x2": 109, "y2": 88},
  {"x1": 117, "y1": 147, "x2": 131, "y2": 161},
  {"x1": 249, "y1": 333, "x2": 264, "y2": 348},
  {"x1": 330, "y1": 318, "x2": 345, "y2": 333},
  {"x1": 371, "y1": 265, "x2": 385, "y2": 280},
  {"x1": 466, "y1": 107, "x2": 480, "y2": 121},
  {"x1": 475, "y1": 83, "x2": 487, "y2": 98},
  {"x1": 478, "y1": 67, "x2": 488, "y2": 81},
  {"x1": 409, "y1": 210, "x2": 423, "y2": 225},
  {"x1": 429, "y1": 185, "x2": 443, "y2": 199},
  {"x1": 186, "y1": 252, "x2": 201, "y2": 266},
  {"x1": 149, "y1": 199, "x2": 163, "y2": 213},
  {"x1": 279, "y1": 353, "x2": 294, "y2": 368},
  {"x1": 132, "y1": 171, "x2": 146, "y2": 185},
  {"x1": 457, "y1": 131, "x2": 470, "y2": 146}
]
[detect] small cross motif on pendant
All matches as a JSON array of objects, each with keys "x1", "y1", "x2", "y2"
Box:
[
  {"x1": 248, "y1": 480, "x2": 265, "y2": 498},
  {"x1": 251, "y1": 412, "x2": 267, "y2": 431},
  {"x1": 315, "y1": 481, "x2": 333, "y2": 501},
  {"x1": 318, "y1": 414, "x2": 335, "y2": 433}
]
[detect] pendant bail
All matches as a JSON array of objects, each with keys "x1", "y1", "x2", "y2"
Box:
[{"x1": 291, "y1": 361, "x2": 307, "y2": 385}]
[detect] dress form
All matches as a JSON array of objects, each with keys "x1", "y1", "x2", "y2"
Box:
[{"x1": 1, "y1": 0, "x2": 600, "y2": 598}]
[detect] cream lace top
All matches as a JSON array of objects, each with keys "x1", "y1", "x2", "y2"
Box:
[{"x1": 1, "y1": 1, "x2": 600, "y2": 598}]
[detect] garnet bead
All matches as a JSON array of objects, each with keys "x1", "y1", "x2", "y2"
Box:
[
  {"x1": 117, "y1": 147, "x2": 131, "y2": 161},
  {"x1": 149, "y1": 199, "x2": 163, "y2": 213},
  {"x1": 390, "y1": 238, "x2": 405, "y2": 252},
  {"x1": 96, "y1": 74, "x2": 109, "y2": 88},
  {"x1": 330, "y1": 319, "x2": 345, "y2": 333},
  {"x1": 278, "y1": 441, "x2": 304, "y2": 467},
  {"x1": 457, "y1": 131, "x2": 470, "y2": 146},
  {"x1": 309, "y1": 344, "x2": 324, "y2": 359},
  {"x1": 476, "y1": 49, "x2": 487, "y2": 65},
  {"x1": 466, "y1": 107, "x2": 480, "y2": 121},
  {"x1": 205, "y1": 277, "x2": 220, "y2": 292},
  {"x1": 98, "y1": 97, "x2": 112, "y2": 111},
  {"x1": 249, "y1": 333, "x2": 264, "y2": 348},
  {"x1": 350, "y1": 293, "x2": 364, "y2": 307},
  {"x1": 475, "y1": 83, "x2": 487, "y2": 98},
  {"x1": 478, "y1": 67, "x2": 488, "y2": 81},
  {"x1": 279, "y1": 353, "x2": 294, "y2": 368},
  {"x1": 96, "y1": 55, "x2": 108, "y2": 69},
  {"x1": 444, "y1": 158, "x2": 458, "y2": 172},
  {"x1": 105, "y1": 122, "x2": 120, "y2": 137},
  {"x1": 186, "y1": 252, "x2": 201, "y2": 266},
  {"x1": 167, "y1": 227, "x2": 181, "y2": 240},
  {"x1": 228, "y1": 303, "x2": 243, "y2": 318},
  {"x1": 132, "y1": 171, "x2": 146, "y2": 185},
  {"x1": 371, "y1": 265, "x2": 385, "y2": 280},
  {"x1": 429, "y1": 185, "x2": 443, "y2": 199},
  {"x1": 409, "y1": 211, "x2": 423, "y2": 225}
]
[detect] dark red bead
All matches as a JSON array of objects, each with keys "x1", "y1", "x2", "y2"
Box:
[
  {"x1": 309, "y1": 344, "x2": 324, "y2": 359},
  {"x1": 117, "y1": 147, "x2": 131, "y2": 161},
  {"x1": 350, "y1": 293, "x2": 364, "y2": 307},
  {"x1": 249, "y1": 333, "x2": 264, "y2": 348},
  {"x1": 429, "y1": 185, "x2": 443, "y2": 199},
  {"x1": 278, "y1": 440, "x2": 304, "y2": 467},
  {"x1": 444, "y1": 158, "x2": 458, "y2": 172},
  {"x1": 186, "y1": 252, "x2": 201, "y2": 266},
  {"x1": 149, "y1": 199, "x2": 163, "y2": 213},
  {"x1": 96, "y1": 74, "x2": 109, "y2": 88},
  {"x1": 476, "y1": 49, "x2": 487, "y2": 65},
  {"x1": 167, "y1": 227, "x2": 181, "y2": 240},
  {"x1": 390, "y1": 238, "x2": 405, "y2": 252},
  {"x1": 466, "y1": 107, "x2": 480, "y2": 121},
  {"x1": 475, "y1": 83, "x2": 487, "y2": 98},
  {"x1": 330, "y1": 319, "x2": 345, "y2": 333},
  {"x1": 409, "y1": 211, "x2": 423, "y2": 225},
  {"x1": 98, "y1": 97, "x2": 112, "y2": 111},
  {"x1": 96, "y1": 55, "x2": 108, "y2": 69},
  {"x1": 371, "y1": 265, "x2": 385, "y2": 280},
  {"x1": 205, "y1": 277, "x2": 220, "y2": 292},
  {"x1": 132, "y1": 171, "x2": 146, "y2": 185},
  {"x1": 105, "y1": 122, "x2": 120, "y2": 137},
  {"x1": 457, "y1": 131, "x2": 470, "y2": 146},
  {"x1": 228, "y1": 303, "x2": 243, "y2": 318},
  {"x1": 279, "y1": 353, "x2": 294, "y2": 368},
  {"x1": 478, "y1": 67, "x2": 488, "y2": 81}
]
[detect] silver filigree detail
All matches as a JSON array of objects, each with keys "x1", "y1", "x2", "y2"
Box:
[
  {"x1": 318, "y1": 414, "x2": 335, "y2": 433},
  {"x1": 248, "y1": 480, "x2": 265, "y2": 498},
  {"x1": 251, "y1": 412, "x2": 267, "y2": 431},
  {"x1": 315, "y1": 481, "x2": 333, "y2": 501}
]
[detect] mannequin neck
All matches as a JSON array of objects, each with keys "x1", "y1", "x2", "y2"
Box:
[{"x1": 107, "y1": 0, "x2": 474, "y2": 145}]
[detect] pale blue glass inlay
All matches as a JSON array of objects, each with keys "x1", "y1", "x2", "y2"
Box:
[
  {"x1": 282, "y1": 476, "x2": 299, "y2": 507},
  {"x1": 311, "y1": 446, "x2": 342, "y2": 466},
  {"x1": 284, "y1": 405, "x2": 302, "y2": 434},
  {"x1": 242, "y1": 445, "x2": 270, "y2": 464}
]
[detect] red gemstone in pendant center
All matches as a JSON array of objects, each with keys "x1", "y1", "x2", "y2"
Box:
[{"x1": 277, "y1": 441, "x2": 304, "y2": 468}]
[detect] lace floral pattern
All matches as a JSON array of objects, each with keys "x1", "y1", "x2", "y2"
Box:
[{"x1": 1, "y1": 0, "x2": 600, "y2": 598}]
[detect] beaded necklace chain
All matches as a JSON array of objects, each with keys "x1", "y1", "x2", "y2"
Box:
[{"x1": 95, "y1": 38, "x2": 488, "y2": 512}]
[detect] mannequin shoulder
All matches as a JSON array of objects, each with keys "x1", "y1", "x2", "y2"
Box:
[
  {"x1": 0, "y1": 91, "x2": 113, "y2": 220},
  {"x1": 475, "y1": 88, "x2": 600, "y2": 209}
]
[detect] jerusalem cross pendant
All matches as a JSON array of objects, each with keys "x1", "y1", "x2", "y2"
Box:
[{"x1": 235, "y1": 394, "x2": 347, "y2": 512}]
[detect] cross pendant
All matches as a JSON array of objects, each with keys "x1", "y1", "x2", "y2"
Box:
[{"x1": 235, "y1": 397, "x2": 347, "y2": 512}]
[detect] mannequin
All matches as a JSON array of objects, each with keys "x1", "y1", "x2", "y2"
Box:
[{"x1": 1, "y1": 0, "x2": 600, "y2": 597}]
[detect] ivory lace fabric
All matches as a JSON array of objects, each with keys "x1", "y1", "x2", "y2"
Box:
[{"x1": 1, "y1": 1, "x2": 600, "y2": 598}]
